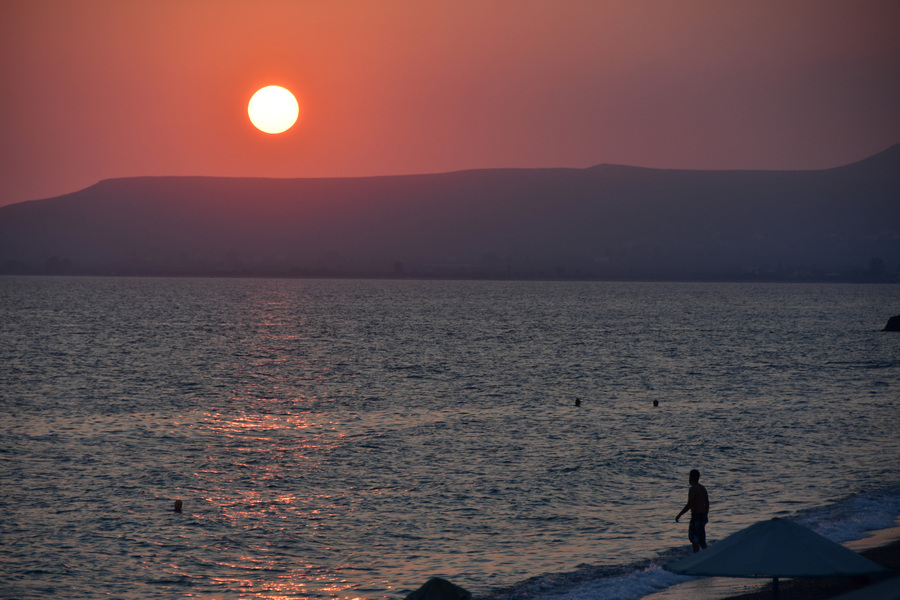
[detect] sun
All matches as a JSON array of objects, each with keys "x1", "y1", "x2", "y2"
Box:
[{"x1": 248, "y1": 86, "x2": 299, "y2": 134}]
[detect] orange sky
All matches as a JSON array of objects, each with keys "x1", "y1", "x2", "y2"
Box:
[{"x1": 2, "y1": 0, "x2": 899, "y2": 206}]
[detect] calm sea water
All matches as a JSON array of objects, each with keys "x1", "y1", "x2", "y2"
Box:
[{"x1": 1, "y1": 277, "x2": 898, "y2": 600}]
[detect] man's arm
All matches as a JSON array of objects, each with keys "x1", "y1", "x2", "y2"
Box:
[{"x1": 676, "y1": 487, "x2": 696, "y2": 522}]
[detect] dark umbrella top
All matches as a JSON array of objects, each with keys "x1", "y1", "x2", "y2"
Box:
[{"x1": 666, "y1": 518, "x2": 886, "y2": 579}]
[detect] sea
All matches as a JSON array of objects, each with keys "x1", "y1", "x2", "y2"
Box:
[{"x1": 1, "y1": 276, "x2": 898, "y2": 600}]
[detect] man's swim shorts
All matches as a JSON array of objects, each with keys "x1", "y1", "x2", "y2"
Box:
[{"x1": 689, "y1": 513, "x2": 708, "y2": 545}]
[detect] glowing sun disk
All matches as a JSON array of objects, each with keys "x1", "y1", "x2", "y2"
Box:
[{"x1": 248, "y1": 86, "x2": 299, "y2": 134}]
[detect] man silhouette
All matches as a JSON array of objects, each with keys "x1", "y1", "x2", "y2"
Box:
[{"x1": 675, "y1": 469, "x2": 709, "y2": 552}]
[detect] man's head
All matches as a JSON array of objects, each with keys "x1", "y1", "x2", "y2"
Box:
[{"x1": 689, "y1": 469, "x2": 700, "y2": 484}]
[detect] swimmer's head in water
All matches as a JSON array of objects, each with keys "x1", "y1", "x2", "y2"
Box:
[{"x1": 173, "y1": 499, "x2": 183, "y2": 512}]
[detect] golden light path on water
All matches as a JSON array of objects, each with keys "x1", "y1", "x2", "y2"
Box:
[
  {"x1": 176, "y1": 288, "x2": 379, "y2": 598},
  {"x1": 193, "y1": 408, "x2": 369, "y2": 600}
]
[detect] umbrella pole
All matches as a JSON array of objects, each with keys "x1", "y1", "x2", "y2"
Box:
[{"x1": 772, "y1": 576, "x2": 779, "y2": 600}]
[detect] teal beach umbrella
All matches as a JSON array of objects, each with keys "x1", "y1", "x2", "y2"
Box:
[{"x1": 665, "y1": 518, "x2": 886, "y2": 599}]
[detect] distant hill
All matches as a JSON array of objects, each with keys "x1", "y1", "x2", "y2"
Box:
[{"x1": 2, "y1": 145, "x2": 899, "y2": 280}]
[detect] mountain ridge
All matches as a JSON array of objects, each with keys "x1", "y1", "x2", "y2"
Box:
[
  {"x1": 16, "y1": 141, "x2": 900, "y2": 203},
  {"x1": 2, "y1": 145, "x2": 898, "y2": 280}
]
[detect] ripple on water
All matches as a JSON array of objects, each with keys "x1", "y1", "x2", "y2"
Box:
[{"x1": 1, "y1": 278, "x2": 898, "y2": 599}]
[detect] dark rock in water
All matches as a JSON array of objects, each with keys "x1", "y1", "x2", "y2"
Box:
[
  {"x1": 884, "y1": 315, "x2": 900, "y2": 332},
  {"x1": 405, "y1": 578, "x2": 471, "y2": 600}
]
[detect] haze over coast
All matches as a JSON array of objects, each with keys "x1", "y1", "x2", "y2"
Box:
[{"x1": 1, "y1": 145, "x2": 898, "y2": 281}]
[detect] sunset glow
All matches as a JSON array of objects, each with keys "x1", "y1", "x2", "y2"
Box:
[{"x1": 1, "y1": 1, "x2": 899, "y2": 207}]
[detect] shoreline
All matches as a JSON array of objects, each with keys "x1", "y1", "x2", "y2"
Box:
[{"x1": 642, "y1": 525, "x2": 900, "y2": 600}]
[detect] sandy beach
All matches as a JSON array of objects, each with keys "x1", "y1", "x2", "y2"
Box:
[
  {"x1": 642, "y1": 526, "x2": 900, "y2": 600},
  {"x1": 721, "y1": 538, "x2": 900, "y2": 600}
]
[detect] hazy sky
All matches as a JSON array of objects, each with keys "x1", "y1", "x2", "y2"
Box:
[{"x1": 2, "y1": 0, "x2": 899, "y2": 206}]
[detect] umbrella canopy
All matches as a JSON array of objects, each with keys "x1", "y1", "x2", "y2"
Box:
[{"x1": 666, "y1": 518, "x2": 885, "y2": 578}]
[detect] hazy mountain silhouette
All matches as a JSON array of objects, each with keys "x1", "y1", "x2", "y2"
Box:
[{"x1": 2, "y1": 145, "x2": 898, "y2": 280}]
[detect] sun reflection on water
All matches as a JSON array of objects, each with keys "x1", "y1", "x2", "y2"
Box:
[
  {"x1": 200, "y1": 556, "x2": 373, "y2": 600},
  {"x1": 191, "y1": 367, "x2": 372, "y2": 599}
]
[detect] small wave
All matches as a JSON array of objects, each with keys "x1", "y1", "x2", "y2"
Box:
[
  {"x1": 536, "y1": 566, "x2": 690, "y2": 600},
  {"x1": 548, "y1": 466, "x2": 582, "y2": 474},
  {"x1": 795, "y1": 485, "x2": 900, "y2": 542},
  {"x1": 824, "y1": 360, "x2": 899, "y2": 370},
  {"x1": 482, "y1": 550, "x2": 694, "y2": 600}
]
